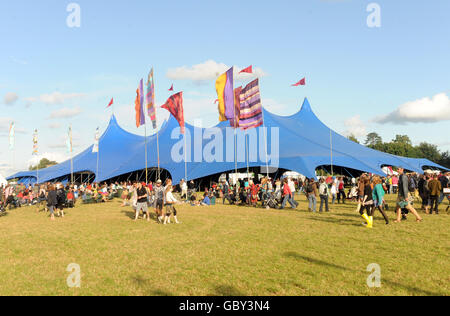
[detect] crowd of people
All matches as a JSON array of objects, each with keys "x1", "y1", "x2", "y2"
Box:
[{"x1": 1, "y1": 170, "x2": 449, "y2": 228}]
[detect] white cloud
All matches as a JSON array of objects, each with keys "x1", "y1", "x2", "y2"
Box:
[
  {"x1": 167, "y1": 60, "x2": 267, "y2": 82},
  {"x1": 4, "y1": 92, "x2": 19, "y2": 105},
  {"x1": 49, "y1": 107, "x2": 83, "y2": 119},
  {"x1": 374, "y1": 92, "x2": 450, "y2": 124},
  {"x1": 39, "y1": 92, "x2": 86, "y2": 105},
  {"x1": 344, "y1": 115, "x2": 367, "y2": 137}
]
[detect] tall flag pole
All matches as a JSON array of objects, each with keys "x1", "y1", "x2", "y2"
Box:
[
  {"x1": 140, "y1": 78, "x2": 148, "y2": 184},
  {"x1": 146, "y1": 68, "x2": 159, "y2": 180},
  {"x1": 67, "y1": 125, "x2": 74, "y2": 184},
  {"x1": 92, "y1": 127, "x2": 100, "y2": 181},
  {"x1": 9, "y1": 122, "x2": 15, "y2": 171},
  {"x1": 330, "y1": 128, "x2": 334, "y2": 176},
  {"x1": 32, "y1": 129, "x2": 39, "y2": 184},
  {"x1": 135, "y1": 79, "x2": 147, "y2": 182},
  {"x1": 232, "y1": 86, "x2": 242, "y2": 183}
]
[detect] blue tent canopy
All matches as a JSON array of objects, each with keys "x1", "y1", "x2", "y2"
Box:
[{"x1": 7, "y1": 98, "x2": 448, "y2": 184}]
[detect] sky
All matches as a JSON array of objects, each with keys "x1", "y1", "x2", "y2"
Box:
[{"x1": 1, "y1": 0, "x2": 449, "y2": 177}]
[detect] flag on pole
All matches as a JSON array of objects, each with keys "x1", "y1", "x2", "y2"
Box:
[
  {"x1": 215, "y1": 67, "x2": 234, "y2": 122},
  {"x1": 292, "y1": 78, "x2": 306, "y2": 86},
  {"x1": 32, "y1": 129, "x2": 38, "y2": 155},
  {"x1": 66, "y1": 126, "x2": 73, "y2": 154},
  {"x1": 168, "y1": 84, "x2": 174, "y2": 91},
  {"x1": 239, "y1": 79, "x2": 263, "y2": 130},
  {"x1": 135, "y1": 80, "x2": 145, "y2": 128},
  {"x1": 239, "y1": 65, "x2": 253, "y2": 74},
  {"x1": 92, "y1": 127, "x2": 100, "y2": 153},
  {"x1": 230, "y1": 86, "x2": 242, "y2": 128},
  {"x1": 162, "y1": 92, "x2": 185, "y2": 134},
  {"x1": 9, "y1": 122, "x2": 14, "y2": 150},
  {"x1": 146, "y1": 69, "x2": 157, "y2": 129},
  {"x1": 107, "y1": 98, "x2": 114, "y2": 108}
]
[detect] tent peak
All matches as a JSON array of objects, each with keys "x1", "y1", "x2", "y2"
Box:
[{"x1": 300, "y1": 98, "x2": 312, "y2": 113}]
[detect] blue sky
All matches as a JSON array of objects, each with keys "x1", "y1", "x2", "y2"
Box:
[{"x1": 1, "y1": 0, "x2": 449, "y2": 176}]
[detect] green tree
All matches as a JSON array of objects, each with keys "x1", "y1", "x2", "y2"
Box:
[
  {"x1": 392, "y1": 135, "x2": 412, "y2": 146},
  {"x1": 347, "y1": 134, "x2": 360, "y2": 144},
  {"x1": 364, "y1": 132, "x2": 383, "y2": 148},
  {"x1": 416, "y1": 142, "x2": 441, "y2": 162},
  {"x1": 29, "y1": 158, "x2": 58, "y2": 171}
]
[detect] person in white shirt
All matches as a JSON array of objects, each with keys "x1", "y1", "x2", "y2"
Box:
[
  {"x1": 164, "y1": 185, "x2": 180, "y2": 225},
  {"x1": 288, "y1": 178, "x2": 296, "y2": 200},
  {"x1": 180, "y1": 179, "x2": 188, "y2": 200}
]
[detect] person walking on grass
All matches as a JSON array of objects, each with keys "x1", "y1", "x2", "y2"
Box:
[
  {"x1": 371, "y1": 176, "x2": 389, "y2": 225},
  {"x1": 428, "y1": 174, "x2": 442, "y2": 215},
  {"x1": 360, "y1": 177, "x2": 374, "y2": 228},
  {"x1": 134, "y1": 182, "x2": 150, "y2": 222},
  {"x1": 281, "y1": 178, "x2": 297, "y2": 209},
  {"x1": 306, "y1": 178, "x2": 317, "y2": 212},
  {"x1": 318, "y1": 178, "x2": 330, "y2": 213},
  {"x1": 164, "y1": 185, "x2": 180, "y2": 224},
  {"x1": 153, "y1": 180, "x2": 165, "y2": 223},
  {"x1": 394, "y1": 168, "x2": 423, "y2": 223},
  {"x1": 47, "y1": 185, "x2": 57, "y2": 221}
]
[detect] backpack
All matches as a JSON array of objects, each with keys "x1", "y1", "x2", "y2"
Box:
[{"x1": 306, "y1": 183, "x2": 313, "y2": 193}]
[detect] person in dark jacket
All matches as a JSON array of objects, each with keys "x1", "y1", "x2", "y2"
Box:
[
  {"x1": 428, "y1": 175, "x2": 442, "y2": 214},
  {"x1": 56, "y1": 183, "x2": 66, "y2": 217},
  {"x1": 394, "y1": 168, "x2": 422, "y2": 223},
  {"x1": 47, "y1": 185, "x2": 58, "y2": 221}
]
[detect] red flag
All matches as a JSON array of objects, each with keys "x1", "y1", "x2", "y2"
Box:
[
  {"x1": 107, "y1": 98, "x2": 113, "y2": 108},
  {"x1": 168, "y1": 84, "x2": 174, "y2": 91},
  {"x1": 162, "y1": 92, "x2": 185, "y2": 134},
  {"x1": 292, "y1": 78, "x2": 306, "y2": 86},
  {"x1": 239, "y1": 65, "x2": 253, "y2": 74}
]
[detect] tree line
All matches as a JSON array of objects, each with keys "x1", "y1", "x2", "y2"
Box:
[{"x1": 348, "y1": 133, "x2": 450, "y2": 169}]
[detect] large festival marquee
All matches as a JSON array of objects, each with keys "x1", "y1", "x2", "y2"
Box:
[{"x1": 8, "y1": 99, "x2": 447, "y2": 185}]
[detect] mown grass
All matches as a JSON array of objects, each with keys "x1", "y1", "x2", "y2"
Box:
[{"x1": 0, "y1": 194, "x2": 449, "y2": 296}]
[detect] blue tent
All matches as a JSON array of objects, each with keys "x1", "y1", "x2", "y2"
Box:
[{"x1": 7, "y1": 98, "x2": 447, "y2": 184}]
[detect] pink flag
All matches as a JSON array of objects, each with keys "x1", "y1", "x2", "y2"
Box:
[{"x1": 292, "y1": 78, "x2": 306, "y2": 86}]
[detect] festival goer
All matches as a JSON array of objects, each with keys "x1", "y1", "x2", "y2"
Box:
[
  {"x1": 153, "y1": 180, "x2": 165, "y2": 223},
  {"x1": 428, "y1": 174, "x2": 442, "y2": 215},
  {"x1": 281, "y1": 178, "x2": 297, "y2": 209},
  {"x1": 305, "y1": 178, "x2": 317, "y2": 212},
  {"x1": 134, "y1": 182, "x2": 150, "y2": 221},
  {"x1": 337, "y1": 177, "x2": 346, "y2": 204},
  {"x1": 330, "y1": 181, "x2": 337, "y2": 204},
  {"x1": 361, "y1": 177, "x2": 374, "y2": 228},
  {"x1": 371, "y1": 176, "x2": 389, "y2": 225},
  {"x1": 47, "y1": 185, "x2": 57, "y2": 221},
  {"x1": 394, "y1": 168, "x2": 422, "y2": 223},
  {"x1": 164, "y1": 185, "x2": 180, "y2": 224},
  {"x1": 318, "y1": 178, "x2": 330, "y2": 213}
]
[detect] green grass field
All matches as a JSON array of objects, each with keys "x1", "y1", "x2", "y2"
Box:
[{"x1": 0, "y1": 194, "x2": 449, "y2": 296}]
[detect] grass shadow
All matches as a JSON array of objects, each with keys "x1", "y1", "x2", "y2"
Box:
[
  {"x1": 214, "y1": 285, "x2": 245, "y2": 296},
  {"x1": 284, "y1": 251, "x2": 350, "y2": 271},
  {"x1": 131, "y1": 275, "x2": 173, "y2": 296},
  {"x1": 308, "y1": 215, "x2": 362, "y2": 227},
  {"x1": 121, "y1": 210, "x2": 136, "y2": 220}
]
